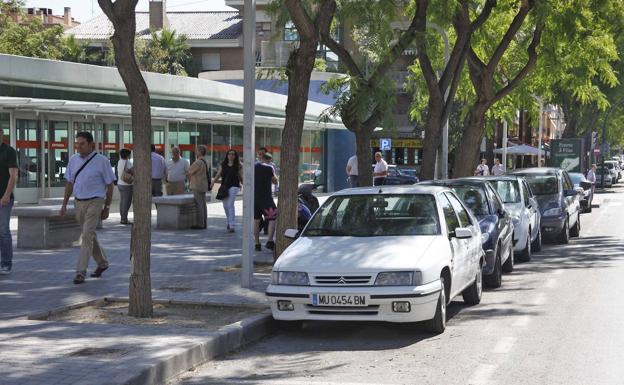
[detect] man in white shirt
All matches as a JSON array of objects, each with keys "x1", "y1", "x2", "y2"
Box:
[
  {"x1": 373, "y1": 152, "x2": 388, "y2": 186},
  {"x1": 346, "y1": 154, "x2": 359, "y2": 187},
  {"x1": 474, "y1": 158, "x2": 490, "y2": 176},
  {"x1": 491, "y1": 158, "x2": 505, "y2": 176},
  {"x1": 61, "y1": 132, "x2": 116, "y2": 285},
  {"x1": 166, "y1": 147, "x2": 189, "y2": 195}
]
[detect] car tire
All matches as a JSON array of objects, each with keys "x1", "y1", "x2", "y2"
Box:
[
  {"x1": 559, "y1": 218, "x2": 570, "y2": 244},
  {"x1": 484, "y1": 249, "x2": 502, "y2": 288},
  {"x1": 570, "y1": 214, "x2": 580, "y2": 237},
  {"x1": 517, "y1": 233, "x2": 531, "y2": 263},
  {"x1": 503, "y1": 245, "x2": 514, "y2": 273},
  {"x1": 274, "y1": 319, "x2": 304, "y2": 331},
  {"x1": 531, "y1": 227, "x2": 542, "y2": 252},
  {"x1": 462, "y1": 264, "x2": 483, "y2": 305},
  {"x1": 587, "y1": 202, "x2": 593, "y2": 213},
  {"x1": 425, "y1": 277, "x2": 447, "y2": 334}
]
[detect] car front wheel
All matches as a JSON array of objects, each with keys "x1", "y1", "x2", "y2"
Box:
[
  {"x1": 559, "y1": 218, "x2": 570, "y2": 244},
  {"x1": 531, "y1": 227, "x2": 542, "y2": 252},
  {"x1": 517, "y1": 232, "x2": 531, "y2": 263},
  {"x1": 425, "y1": 277, "x2": 447, "y2": 334},
  {"x1": 570, "y1": 213, "x2": 580, "y2": 237},
  {"x1": 503, "y1": 246, "x2": 514, "y2": 273},
  {"x1": 484, "y1": 248, "x2": 502, "y2": 288}
]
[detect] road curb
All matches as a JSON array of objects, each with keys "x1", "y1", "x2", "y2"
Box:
[{"x1": 124, "y1": 311, "x2": 274, "y2": 385}]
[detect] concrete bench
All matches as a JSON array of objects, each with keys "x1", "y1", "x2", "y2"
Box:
[
  {"x1": 13, "y1": 205, "x2": 82, "y2": 249},
  {"x1": 153, "y1": 194, "x2": 203, "y2": 230},
  {"x1": 39, "y1": 197, "x2": 103, "y2": 228}
]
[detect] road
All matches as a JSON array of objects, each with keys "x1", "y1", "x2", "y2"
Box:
[{"x1": 171, "y1": 186, "x2": 624, "y2": 385}]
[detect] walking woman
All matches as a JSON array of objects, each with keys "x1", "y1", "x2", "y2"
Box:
[
  {"x1": 213, "y1": 149, "x2": 242, "y2": 232},
  {"x1": 117, "y1": 149, "x2": 133, "y2": 224}
]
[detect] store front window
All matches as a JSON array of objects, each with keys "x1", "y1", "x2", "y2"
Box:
[{"x1": 16, "y1": 119, "x2": 40, "y2": 189}]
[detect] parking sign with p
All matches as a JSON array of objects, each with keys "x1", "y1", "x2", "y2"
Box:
[{"x1": 380, "y1": 138, "x2": 392, "y2": 151}]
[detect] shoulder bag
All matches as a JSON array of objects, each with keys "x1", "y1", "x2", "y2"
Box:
[{"x1": 121, "y1": 160, "x2": 134, "y2": 184}]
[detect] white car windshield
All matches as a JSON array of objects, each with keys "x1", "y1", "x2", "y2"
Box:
[
  {"x1": 489, "y1": 180, "x2": 521, "y2": 204},
  {"x1": 303, "y1": 194, "x2": 440, "y2": 237}
]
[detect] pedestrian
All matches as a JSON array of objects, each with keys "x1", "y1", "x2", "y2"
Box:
[
  {"x1": 166, "y1": 147, "x2": 189, "y2": 195},
  {"x1": 254, "y1": 153, "x2": 278, "y2": 252},
  {"x1": 151, "y1": 144, "x2": 166, "y2": 197},
  {"x1": 117, "y1": 148, "x2": 133, "y2": 225},
  {"x1": 491, "y1": 158, "x2": 505, "y2": 176},
  {"x1": 0, "y1": 128, "x2": 18, "y2": 276},
  {"x1": 373, "y1": 152, "x2": 388, "y2": 186},
  {"x1": 346, "y1": 154, "x2": 359, "y2": 188},
  {"x1": 60, "y1": 132, "x2": 115, "y2": 284},
  {"x1": 188, "y1": 145, "x2": 210, "y2": 229},
  {"x1": 587, "y1": 163, "x2": 597, "y2": 193},
  {"x1": 474, "y1": 158, "x2": 490, "y2": 176},
  {"x1": 212, "y1": 149, "x2": 242, "y2": 233},
  {"x1": 256, "y1": 146, "x2": 274, "y2": 234}
]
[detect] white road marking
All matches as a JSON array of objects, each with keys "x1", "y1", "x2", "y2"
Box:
[
  {"x1": 468, "y1": 364, "x2": 498, "y2": 385},
  {"x1": 493, "y1": 336, "x2": 517, "y2": 354},
  {"x1": 512, "y1": 315, "x2": 531, "y2": 327}
]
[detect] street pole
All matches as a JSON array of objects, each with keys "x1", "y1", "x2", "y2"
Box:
[
  {"x1": 537, "y1": 98, "x2": 543, "y2": 167},
  {"x1": 427, "y1": 23, "x2": 450, "y2": 179},
  {"x1": 241, "y1": 0, "x2": 256, "y2": 288},
  {"x1": 502, "y1": 119, "x2": 508, "y2": 172}
]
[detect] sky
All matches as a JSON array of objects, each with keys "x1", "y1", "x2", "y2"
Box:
[{"x1": 24, "y1": 0, "x2": 234, "y2": 23}]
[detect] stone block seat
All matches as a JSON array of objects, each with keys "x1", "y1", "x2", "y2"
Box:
[
  {"x1": 13, "y1": 205, "x2": 81, "y2": 249},
  {"x1": 153, "y1": 194, "x2": 202, "y2": 230},
  {"x1": 38, "y1": 197, "x2": 102, "y2": 228}
]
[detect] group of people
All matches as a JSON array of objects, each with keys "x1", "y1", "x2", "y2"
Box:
[
  {"x1": 345, "y1": 152, "x2": 390, "y2": 188},
  {"x1": 474, "y1": 158, "x2": 506, "y2": 176},
  {"x1": 55, "y1": 134, "x2": 279, "y2": 284}
]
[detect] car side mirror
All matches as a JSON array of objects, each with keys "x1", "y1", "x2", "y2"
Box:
[
  {"x1": 454, "y1": 227, "x2": 473, "y2": 239},
  {"x1": 284, "y1": 229, "x2": 300, "y2": 240}
]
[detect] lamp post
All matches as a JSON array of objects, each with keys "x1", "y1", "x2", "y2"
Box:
[
  {"x1": 502, "y1": 119, "x2": 508, "y2": 171},
  {"x1": 241, "y1": 0, "x2": 256, "y2": 287}
]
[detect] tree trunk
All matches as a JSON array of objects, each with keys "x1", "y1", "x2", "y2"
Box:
[
  {"x1": 275, "y1": 39, "x2": 317, "y2": 257},
  {"x1": 420, "y1": 101, "x2": 444, "y2": 180},
  {"x1": 99, "y1": 0, "x2": 153, "y2": 318},
  {"x1": 354, "y1": 126, "x2": 373, "y2": 186},
  {"x1": 453, "y1": 102, "x2": 488, "y2": 177}
]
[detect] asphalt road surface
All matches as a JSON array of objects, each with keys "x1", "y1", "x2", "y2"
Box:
[{"x1": 171, "y1": 186, "x2": 624, "y2": 385}]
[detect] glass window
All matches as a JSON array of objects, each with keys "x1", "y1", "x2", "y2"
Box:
[
  {"x1": 439, "y1": 194, "x2": 460, "y2": 234},
  {"x1": 212, "y1": 124, "x2": 230, "y2": 171},
  {"x1": 486, "y1": 184, "x2": 503, "y2": 212},
  {"x1": 16, "y1": 119, "x2": 40, "y2": 188},
  {"x1": 562, "y1": 172, "x2": 573, "y2": 190},
  {"x1": 283, "y1": 21, "x2": 299, "y2": 41},
  {"x1": 521, "y1": 180, "x2": 531, "y2": 206},
  {"x1": 449, "y1": 185, "x2": 489, "y2": 216},
  {"x1": 0, "y1": 113, "x2": 10, "y2": 144},
  {"x1": 45, "y1": 120, "x2": 69, "y2": 187},
  {"x1": 489, "y1": 180, "x2": 521, "y2": 204},
  {"x1": 304, "y1": 194, "x2": 440, "y2": 237},
  {"x1": 519, "y1": 174, "x2": 559, "y2": 195},
  {"x1": 445, "y1": 192, "x2": 471, "y2": 227}
]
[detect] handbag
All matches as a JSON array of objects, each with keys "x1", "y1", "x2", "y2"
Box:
[
  {"x1": 216, "y1": 183, "x2": 229, "y2": 200},
  {"x1": 121, "y1": 160, "x2": 134, "y2": 184}
]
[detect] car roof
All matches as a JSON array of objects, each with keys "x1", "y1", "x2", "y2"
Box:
[
  {"x1": 508, "y1": 167, "x2": 559, "y2": 175},
  {"x1": 335, "y1": 185, "x2": 449, "y2": 196},
  {"x1": 478, "y1": 175, "x2": 524, "y2": 182},
  {"x1": 420, "y1": 178, "x2": 488, "y2": 188}
]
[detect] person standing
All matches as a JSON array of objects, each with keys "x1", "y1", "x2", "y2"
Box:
[
  {"x1": 213, "y1": 149, "x2": 242, "y2": 233},
  {"x1": 0, "y1": 128, "x2": 17, "y2": 275},
  {"x1": 587, "y1": 163, "x2": 597, "y2": 193},
  {"x1": 165, "y1": 147, "x2": 189, "y2": 195},
  {"x1": 346, "y1": 154, "x2": 358, "y2": 188},
  {"x1": 151, "y1": 144, "x2": 166, "y2": 197},
  {"x1": 188, "y1": 145, "x2": 210, "y2": 229},
  {"x1": 491, "y1": 158, "x2": 505, "y2": 176},
  {"x1": 474, "y1": 158, "x2": 490, "y2": 176},
  {"x1": 117, "y1": 148, "x2": 133, "y2": 225},
  {"x1": 61, "y1": 132, "x2": 115, "y2": 284},
  {"x1": 254, "y1": 153, "x2": 278, "y2": 252},
  {"x1": 373, "y1": 152, "x2": 388, "y2": 186}
]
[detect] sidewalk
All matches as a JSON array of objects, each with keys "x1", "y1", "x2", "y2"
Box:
[{"x1": 0, "y1": 199, "x2": 276, "y2": 385}]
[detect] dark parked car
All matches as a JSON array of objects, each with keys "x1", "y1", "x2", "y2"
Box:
[
  {"x1": 568, "y1": 172, "x2": 594, "y2": 213},
  {"x1": 419, "y1": 178, "x2": 514, "y2": 288},
  {"x1": 508, "y1": 167, "x2": 581, "y2": 244},
  {"x1": 374, "y1": 165, "x2": 419, "y2": 185}
]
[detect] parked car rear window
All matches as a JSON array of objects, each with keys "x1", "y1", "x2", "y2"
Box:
[
  {"x1": 304, "y1": 194, "x2": 440, "y2": 237},
  {"x1": 490, "y1": 180, "x2": 521, "y2": 203},
  {"x1": 521, "y1": 175, "x2": 559, "y2": 195},
  {"x1": 449, "y1": 186, "x2": 489, "y2": 216}
]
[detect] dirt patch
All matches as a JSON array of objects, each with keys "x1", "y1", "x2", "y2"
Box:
[
  {"x1": 216, "y1": 263, "x2": 273, "y2": 274},
  {"x1": 47, "y1": 301, "x2": 265, "y2": 331}
]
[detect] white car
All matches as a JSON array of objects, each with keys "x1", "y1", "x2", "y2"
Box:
[
  {"x1": 487, "y1": 176, "x2": 542, "y2": 262},
  {"x1": 266, "y1": 185, "x2": 485, "y2": 334}
]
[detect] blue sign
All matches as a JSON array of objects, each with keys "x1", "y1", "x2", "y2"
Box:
[{"x1": 380, "y1": 138, "x2": 392, "y2": 151}]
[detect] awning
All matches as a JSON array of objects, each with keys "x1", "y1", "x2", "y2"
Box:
[{"x1": 494, "y1": 143, "x2": 546, "y2": 156}]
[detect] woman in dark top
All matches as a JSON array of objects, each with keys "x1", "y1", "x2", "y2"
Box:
[{"x1": 212, "y1": 149, "x2": 242, "y2": 232}]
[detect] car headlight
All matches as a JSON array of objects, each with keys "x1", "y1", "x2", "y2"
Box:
[
  {"x1": 543, "y1": 207, "x2": 562, "y2": 217},
  {"x1": 374, "y1": 271, "x2": 417, "y2": 286},
  {"x1": 273, "y1": 271, "x2": 309, "y2": 286},
  {"x1": 481, "y1": 232, "x2": 490, "y2": 244},
  {"x1": 512, "y1": 216, "x2": 520, "y2": 227}
]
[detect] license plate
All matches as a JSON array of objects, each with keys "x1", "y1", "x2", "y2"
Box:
[{"x1": 312, "y1": 293, "x2": 368, "y2": 307}]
